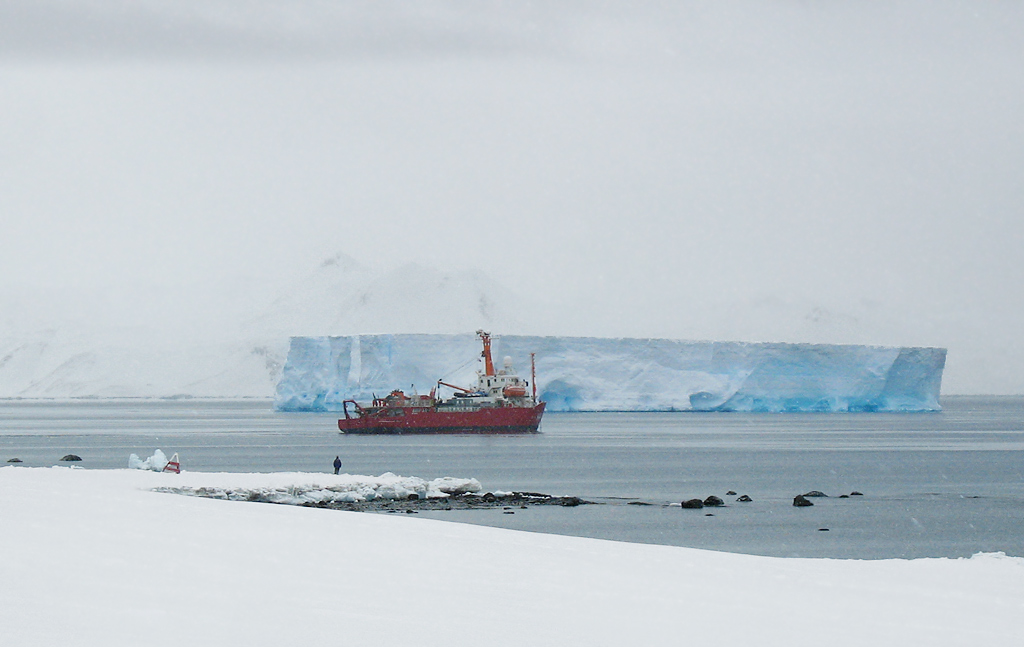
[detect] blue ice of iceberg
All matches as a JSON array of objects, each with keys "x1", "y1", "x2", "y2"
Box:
[{"x1": 273, "y1": 334, "x2": 946, "y2": 413}]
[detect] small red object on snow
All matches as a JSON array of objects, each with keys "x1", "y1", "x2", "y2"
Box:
[{"x1": 163, "y1": 453, "x2": 181, "y2": 474}]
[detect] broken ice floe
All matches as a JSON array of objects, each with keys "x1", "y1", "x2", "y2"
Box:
[{"x1": 129, "y1": 450, "x2": 169, "y2": 472}]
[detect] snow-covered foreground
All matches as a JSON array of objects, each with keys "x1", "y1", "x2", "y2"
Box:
[{"x1": 1, "y1": 467, "x2": 1021, "y2": 646}]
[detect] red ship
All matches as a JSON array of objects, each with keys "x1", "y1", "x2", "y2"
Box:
[{"x1": 338, "y1": 331, "x2": 545, "y2": 434}]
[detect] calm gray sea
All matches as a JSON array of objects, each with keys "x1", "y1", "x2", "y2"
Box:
[{"x1": 2, "y1": 396, "x2": 1022, "y2": 559}]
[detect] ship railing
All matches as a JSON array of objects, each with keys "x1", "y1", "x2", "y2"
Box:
[{"x1": 341, "y1": 400, "x2": 364, "y2": 420}]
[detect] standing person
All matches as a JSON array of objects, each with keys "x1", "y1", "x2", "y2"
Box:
[{"x1": 333, "y1": 455, "x2": 342, "y2": 475}]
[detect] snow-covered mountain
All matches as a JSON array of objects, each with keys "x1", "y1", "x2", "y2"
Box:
[
  {"x1": 0, "y1": 255, "x2": 550, "y2": 399},
  {"x1": 247, "y1": 254, "x2": 538, "y2": 338}
]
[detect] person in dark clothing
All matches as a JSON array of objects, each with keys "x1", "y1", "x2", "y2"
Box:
[{"x1": 333, "y1": 456, "x2": 342, "y2": 475}]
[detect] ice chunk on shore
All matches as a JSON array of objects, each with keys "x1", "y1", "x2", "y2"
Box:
[
  {"x1": 274, "y1": 334, "x2": 946, "y2": 413},
  {"x1": 128, "y1": 450, "x2": 169, "y2": 471}
]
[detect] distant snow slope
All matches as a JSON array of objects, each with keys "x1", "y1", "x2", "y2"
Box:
[
  {"x1": 275, "y1": 334, "x2": 946, "y2": 412},
  {"x1": 0, "y1": 466, "x2": 1020, "y2": 647},
  {"x1": 0, "y1": 326, "x2": 286, "y2": 399},
  {"x1": 0, "y1": 255, "x2": 537, "y2": 399}
]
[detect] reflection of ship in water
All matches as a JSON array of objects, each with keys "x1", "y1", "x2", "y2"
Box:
[{"x1": 338, "y1": 331, "x2": 545, "y2": 434}]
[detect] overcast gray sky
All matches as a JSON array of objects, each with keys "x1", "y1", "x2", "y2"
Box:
[{"x1": 2, "y1": 1, "x2": 1022, "y2": 393}]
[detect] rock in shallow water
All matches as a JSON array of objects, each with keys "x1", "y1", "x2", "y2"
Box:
[
  {"x1": 793, "y1": 494, "x2": 814, "y2": 507},
  {"x1": 60, "y1": 454, "x2": 82, "y2": 462},
  {"x1": 681, "y1": 499, "x2": 704, "y2": 509},
  {"x1": 703, "y1": 495, "x2": 725, "y2": 507}
]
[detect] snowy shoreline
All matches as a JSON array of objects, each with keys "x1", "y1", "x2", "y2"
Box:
[
  {"x1": 1, "y1": 466, "x2": 1022, "y2": 646},
  {"x1": 160, "y1": 483, "x2": 591, "y2": 512}
]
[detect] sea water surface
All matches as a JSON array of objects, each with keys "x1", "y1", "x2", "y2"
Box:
[{"x1": 1, "y1": 396, "x2": 1022, "y2": 559}]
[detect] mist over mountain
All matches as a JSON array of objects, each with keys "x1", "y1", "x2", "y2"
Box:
[{"x1": 249, "y1": 254, "x2": 538, "y2": 338}]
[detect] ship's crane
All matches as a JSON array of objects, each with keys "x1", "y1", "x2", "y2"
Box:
[
  {"x1": 476, "y1": 329, "x2": 496, "y2": 376},
  {"x1": 437, "y1": 380, "x2": 474, "y2": 394}
]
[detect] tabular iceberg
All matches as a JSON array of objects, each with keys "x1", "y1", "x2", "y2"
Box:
[{"x1": 274, "y1": 334, "x2": 946, "y2": 413}]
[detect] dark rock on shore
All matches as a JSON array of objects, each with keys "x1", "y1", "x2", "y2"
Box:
[
  {"x1": 164, "y1": 486, "x2": 597, "y2": 513},
  {"x1": 290, "y1": 490, "x2": 594, "y2": 513},
  {"x1": 802, "y1": 490, "x2": 828, "y2": 498},
  {"x1": 793, "y1": 494, "x2": 814, "y2": 507},
  {"x1": 681, "y1": 499, "x2": 704, "y2": 509},
  {"x1": 703, "y1": 495, "x2": 725, "y2": 507},
  {"x1": 60, "y1": 454, "x2": 82, "y2": 462},
  {"x1": 736, "y1": 495, "x2": 753, "y2": 502}
]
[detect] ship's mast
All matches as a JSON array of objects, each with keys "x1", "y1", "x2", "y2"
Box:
[
  {"x1": 531, "y1": 352, "x2": 537, "y2": 402},
  {"x1": 477, "y1": 329, "x2": 495, "y2": 376}
]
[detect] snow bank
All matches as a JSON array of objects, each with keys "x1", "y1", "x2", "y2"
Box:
[
  {"x1": 275, "y1": 334, "x2": 946, "y2": 412},
  {"x1": 0, "y1": 466, "x2": 1020, "y2": 647}
]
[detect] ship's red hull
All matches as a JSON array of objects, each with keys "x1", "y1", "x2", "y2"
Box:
[{"x1": 338, "y1": 402, "x2": 545, "y2": 435}]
